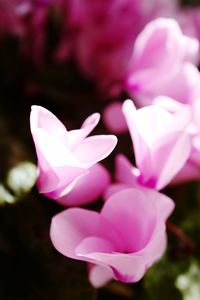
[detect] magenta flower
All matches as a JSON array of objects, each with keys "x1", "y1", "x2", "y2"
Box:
[
  {"x1": 158, "y1": 98, "x2": 200, "y2": 185},
  {"x1": 126, "y1": 18, "x2": 200, "y2": 106},
  {"x1": 50, "y1": 188, "x2": 174, "y2": 287},
  {"x1": 120, "y1": 100, "x2": 191, "y2": 190},
  {"x1": 30, "y1": 105, "x2": 117, "y2": 204},
  {"x1": 69, "y1": 1, "x2": 177, "y2": 94}
]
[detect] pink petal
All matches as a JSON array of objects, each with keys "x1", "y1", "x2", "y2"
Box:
[
  {"x1": 103, "y1": 183, "x2": 129, "y2": 202},
  {"x1": 103, "y1": 102, "x2": 127, "y2": 134},
  {"x1": 130, "y1": 18, "x2": 185, "y2": 72},
  {"x1": 43, "y1": 170, "x2": 88, "y2": 199},
  {"x1": 154, "y1": 132, "x2": 191, "y2": 189},
  {"x1": 72, "y1": 135, "x2": 117, "y2": 168},
  {"x1": 89, "y1": 264, "x2": 113, "y2": 288},
  {"x1": 101, "y1": 188, "x2": 157, "y2": 253},
  {"x1": 122, "y1": 100, "x2": 191, "y2": 189},
  {"x1": 50, "y1": 208, "x2": 123, "y2": 260},
  {"x1": 82, "y1": 251, "x2": 149, "y2": 283},
  {"x1": 115, "y1": 154, "x2": 140, "y2": 186},
  {"x1": 68, "y1": 113, "x2": 100, "y2": 149},
  {"x1": 32, "y1": 130, "x2": 87, "y2": 194},
  {"x1": 75, "y1": 237, "x2": 115, "y2": 255},
  {"x1": 154, "y1": 96, "x2": 183, "y2": 111},
  {"x1": 31, "y1": 105, "x2": 67, "y2": 136},
  {"x1": 56, "y1": 163, "x2": 111, "y2": 206},
  {"x1": 138, "y1": 189, "x2": 175, "y2": 221},
  {"x1": 122, "y1": 100, "x2": 150, "y2": 170},
  {"x1": 182, "y1": 35, "x2": 199, "y2": 64},
  {"x1": 172, "y1": 149, "x2": 200, "y2": 184},
  {"x1": 157, "y1": 63, "x2": 200, "y2": 104}
]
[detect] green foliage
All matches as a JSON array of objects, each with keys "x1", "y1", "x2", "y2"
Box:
[
  {"x1": 6, "y1": 162, "x2": 37, "y2": 197},
  {"x1": 0, "y1": 162, "x2": 37, "y2": 205},
  {"x1": 176, "y1": 260, "x2": 200, "y2": 300}
]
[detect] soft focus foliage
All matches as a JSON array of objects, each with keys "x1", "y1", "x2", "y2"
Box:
[{"x1": 176, "y1": 260, "x2": 200, "y2": 300}]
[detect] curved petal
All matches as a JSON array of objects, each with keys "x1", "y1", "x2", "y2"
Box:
[
  {"x1": 103, "y1": 183, "x2": 129, "y2": 202},
  {"x1": 56, "y1": 163, "x2": 111, "y2": 206},
  {"x1": 68, "y1": 113, "x2": 100, "y2": 149},
  {"x1": 130, "y1": 18, "x2": 185, "y2": 71},
  {"x1": 115, "y1": 154, "x2": 140, "y2": 186},
  {"x1": 154, "y1": 132, "x2": 191, "y2": 189},
  {"x1": 101, "y1": 188, "x2": 157, "y2": 253},
  {"x1": 122, "y1": 100, "x2": 151, "y2": 170},
  {"x1": 43, "y1": 170, "x2": 88, "y2": 199},
  {"x1": 89, "y1": 264, "x2": 113, "y2": 288},
  {"x1": 50, "y1": 208, "x2": 123, "y2": 260},
  {"x1": 30, "y1": 105, "x2": 67, "y2": 136},
  {"x1": 73, "y1": 135, "x2": 117, "y2": 168},
  {"x1": 82, "y1": 251, "x2": 148, "y2": 283},
  {"x1": 75, "y1": 237, "x2": 115, "y2": 255},
  {"x1": 32, "y1": 130, "x2": 87, "y2": 194}
]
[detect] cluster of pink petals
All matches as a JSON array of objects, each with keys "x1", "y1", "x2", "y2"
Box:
[
  {"x1": 67, "y1": 0, "x2": 146, "y2": 92},
  {"x1": 67, "y1": 0, "x2": 179, "y2": 93},
  {"x1": 25, "y1": 0, "x2": 200, "y2": 289},
  {"x1": 126, "y1": 18, "x2": 200, "y2": 107},
  {"x1": 30, "y1": 104, "x2": 176, "y2": 288},
  {"x1": 153, "y1": 97, "x2": 200, "y2": 185},
  {"x1": 103, "y1": 18, "x2": 200, "y2": 134},
  {"x1": 50, "y1": 188, "x2": 174, "y2": 287},
  {"x1": 105, "y1": 99, "x2": 191, "y2": 192},
  {"x1": 1, "y1": 0, "x2": 200, "y2": 83},
  {"x1": 30, "y1": 105, "x2": 117, "y2": 206}
]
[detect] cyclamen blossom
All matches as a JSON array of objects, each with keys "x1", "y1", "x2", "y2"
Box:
[
  {"x1": 69, "y1": 1, "x2": 177, "y2": 94},
  {"x1": 119, "y1": 100, "x2": 191, "y2": 190},
  {"x1": 126, "y1": 18, "x2": 200, "y2": 107},
  {"x1": 30, "y1": 106, "x2": 117, "y2": 205},
  {"x1": 50, "y1": 188, "x2": 174, "y2": 287},
  {"x1": 154, "y1": 97, "x2": 200, "y2": 184}
]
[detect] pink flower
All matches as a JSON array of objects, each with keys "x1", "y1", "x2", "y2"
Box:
[
  {"x1": 120, "y1": 99, "x2": 191, "y2": 190},
  {"x1": 69, "y1": 1, "x2": 177, "y2": 94},
  {"x1": 156, "y1": 97, "x2": 200, "y2": 184},
  {"x1": 50, "y1": 188, "x2": 174, "y2": 287},
  {"x1": 126, "y1": 18, "x2": 200, "y2": 106},
  {"x1": 30, "y1": 105, "x2": 117, "y2": 205}
]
